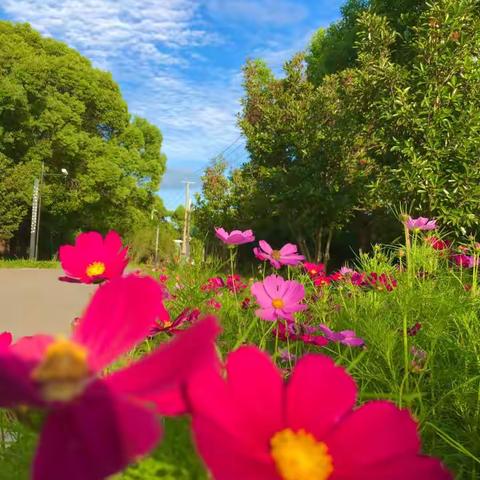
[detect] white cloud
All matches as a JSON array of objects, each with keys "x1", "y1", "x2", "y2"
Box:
[{"x1": 1, "y1": 0, "x2": 327, "y2": 210}]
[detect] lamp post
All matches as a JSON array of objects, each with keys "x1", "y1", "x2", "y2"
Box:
[
  {"x1": 150, "y1": 208, "x2": 160, "y2": 266},
  {"x1": 29, "y1": 163, "x2": 68, "y2": 260}
]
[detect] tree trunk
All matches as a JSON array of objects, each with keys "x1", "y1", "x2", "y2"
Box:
[
  {"x1": 314, "y1": 227, "x2": 323, "y2": 263},
  {"x1": 323, "y1": 228, "x2": 333, "y2": 268}
]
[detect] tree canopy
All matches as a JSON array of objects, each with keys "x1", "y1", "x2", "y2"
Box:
[
  {"x1": 195, "y1": 0, "x2": 480, "y2": 265},
  {"x1": 0, "y1": 21, "x2": 167, "y2": 256}
]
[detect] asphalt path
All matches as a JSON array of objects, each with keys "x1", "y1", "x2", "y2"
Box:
[{"x1": 0, "y1": 269, "x2": 95, "y2": 339}]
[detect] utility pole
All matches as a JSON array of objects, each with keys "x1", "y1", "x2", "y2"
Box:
[
  {"x1": 28, "y1": 163, "x2": 68, "y2": 260},
  {"x1": 29, "y1": 178, "x2": 40, "y2": 260},
  {"x1": 150, "y1": 208, "x2": 160, "y2": 266},
  {"x1": 181, "y1": 181, "x2": 195, "y2": 260}
]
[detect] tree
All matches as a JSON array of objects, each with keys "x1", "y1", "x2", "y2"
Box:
[{"x1": 0, "y1": 21, "x2": 167, "y2": 256}]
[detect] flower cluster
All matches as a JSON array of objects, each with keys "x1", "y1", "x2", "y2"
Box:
[{"x1": 0, "y1": 228, "x2": 454, "y2": 479}]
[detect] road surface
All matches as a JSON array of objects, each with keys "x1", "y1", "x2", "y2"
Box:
[{"x1": 0, "y1": 269, "x2": 95, "y2": 339}]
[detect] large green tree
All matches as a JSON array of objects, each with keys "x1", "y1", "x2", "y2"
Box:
[{"x1": 0, "y1": 21, "x2": 167, "y2": 256}]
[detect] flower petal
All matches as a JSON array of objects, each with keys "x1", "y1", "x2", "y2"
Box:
[
  {"x1": 251, "y1": 281, "x2": 273, "y2": 307},
  {"x1": 337, "y1": 454, "x2": 452, "y2": 480},
  {"x1": 33, "y1": 380, "x2": 162, "y2": 480},
  {"x1": 73, "y1": 275, "x2": 166, "y2": 371},
  {"x1": 226, "y1": 347, "x2": 283, "y2": 441},
  {"x1": 11, "y1": 335, "x2": 54, "y2": 362},
  {"x1": 326, "y1": 401, "x2": 420, "y2": 472},
  {"x1": 105, "y1": 316, "x2": 220, "y2": 415},
  {"x1": 0, "y1": 332, "x2": 12, "y2": 349},
  {"x1": 188, "y1": 347, "x2": 281, "y2": 480},
  {"x1": 279, "y1": 243, "x2": 298, "y2": 255},
  {"x1": 59, "y1": 245, "x2": 85, "y2": 279},
  {"x1": 259, "y1": 240, "x2": 273, "y2": 254},
  {"x1": 286, "y1": 355, "x2": 357, "y2": 439},
  {"x1": 0, "y1": 351, "x2": 43, "y2": 407}
]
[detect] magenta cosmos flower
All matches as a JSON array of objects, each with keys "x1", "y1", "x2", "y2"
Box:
[
  {"x1": 188, "y1": 347, "x2": 450, "y2": 480},
  {"x1": 254, "y1": 241, "x2": 305, "y2": 269},
  {"x1": 406, "y1": 217, "x2": 437, "y2": 231},
  {"x1": 319, "y1": 325, "x2": 365, "y2": 347},
  {"x1": 59, "y1": 231, "x2": 128, "y2": 284},
  {"x1": 0, "y1": 275, "x2": 218, "y2": 480},
  {"x1": 251, "y1": 274, "x2": 307, "y2": 322},
  {"x1": 214, "y1": 227, "x2": 255, "y2": 245}
]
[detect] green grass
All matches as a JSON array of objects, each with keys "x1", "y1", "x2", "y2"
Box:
[
  {"x1": 0, "y1": 259, "x2": 59, "y2": 269},
  {"x1": 1, "y1": 240, "x2": 480, "y2": 478}
]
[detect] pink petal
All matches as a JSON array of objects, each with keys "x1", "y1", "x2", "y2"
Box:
[
  {"x1": 103, "y1": 230, "x2": 123, "y2": 253},
  {"x1": 73, "y1": 275, "x2": 167, "y2": 371},
  {"x1": 0, "y1": 332, "x2": 12, "y2": 349},
  {"x1": 339, "y1": 454, "x2": 452, "y2": 480},
  {"x1": 326, "y1": 401, "x2": 420, "y2": 472},
  {"x1": 259, "y1": 240, "x2": 273, "y2": 254},
  {"x1": 255, "y1": 307, "x2": 277, "y2": 321},
  {"x1": 191, "y1": 415, "x2": 278, "y2": 480},
  {"x1": 225, "y1": 347, "x2": 283, "y2": 443},
  {"x1": 105, "y1": 317, "x2": 220, "y2": 415},
  {"x1": 269, "y1": 258, "x2": 282, "y2": 269},
  {"x1": 279, "y1": 243, "x2": 298, "y2": 255},
  {"x1": 286, "y1": 355, "x2": 357, "y2": 439},
  {"x1": 280, "y1": 254, "x2": 305, "y2": 265},
  {"x1": 282, "y1": 281, "x2": 305, "y2": 304},
  {"x1": 263, "y1": 274, "x2": 284, "y2": 298},
  {"x1": 75, "y1": 231, "x2": 103, "y2": 251},
  {"x1": 11, "y1": 335, "x2": 53, "y2": 362},
  {"x1": 33, "y1": 380, "x2": 162, "y2": 480},
  {"x1": 0, "y1": 351, "x2": 43, "y2": 407},
  {"x1": 188, "y1": 347, "x2": 280, "y2": 480},
  {"x1": 251, "y1": 281, "x2": 273, "y2": 308},
  {"x1": 59, "y1": 245, "x2": 86, "y2": 279}
]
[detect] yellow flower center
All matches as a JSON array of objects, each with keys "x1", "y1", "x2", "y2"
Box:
[
  {"x1": 311, "y1": 269, "x2": 317, "y2": 275},
  {"x1": 271, "y1": 429, "x2": 334, "y2": 480},
  {"x1": 271, "y1": 250, "x2": 282, "y2": 260},
  {"x1": 272, "y1": 298, "x2": 284, "y2": 309},
  {"x1": 86, "y1": 261, "x2": 106, "y2": 278},
  {"x1": 32, "y1": 337, "x2": 90, "y2": 402}
]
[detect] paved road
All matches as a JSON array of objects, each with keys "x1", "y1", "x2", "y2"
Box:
[{"x1": 0, "y1": 269, "x2": 95, "y2": 339}]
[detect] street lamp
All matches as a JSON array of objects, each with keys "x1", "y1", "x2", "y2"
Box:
[
  {"x1": 29, "y1": 162, "x2": 68, "y2": 260},
  {"x1": 150, "y1": 208, "x2": 161, "y2": 266}
]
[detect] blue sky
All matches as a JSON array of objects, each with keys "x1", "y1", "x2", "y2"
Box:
[{"x1": 0, "y1": 0, "x2": 343, "y2": 209}]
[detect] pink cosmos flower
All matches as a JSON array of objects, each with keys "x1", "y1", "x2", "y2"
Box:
[
  {"x1": 59, "y1": 231, "x2": 128, "y2": 284},
  {"x1": 339, "y1": 266, "x2": 354, "y2": 276},
  {"x1": 406, "y1": 217, "x2": 437, "y2": 231},
  {"x1": 425, "y1": 237, "x2": 451, "y2": 251},
  {"x1": 314, "y1": 275, "x2": 332, "y2": 287},
  {"x1": 201, "y1": 277, "x2": 225, "y2": 293},
  {"x1": 274, "y1": 322, "x2": 329, "y2": 347},
  {"x1": 0, "y1": 332, "x2": 12, "y2": 349},
  {"x1": 206, "y1": 298, "x2": 222, "y2": 310},
  {"x1": 150, "y1": 307, "x2": 202, "y2": 337},
  {"x1": 303, "y1": 262, "x2": 325, "y2": 278},
  {"x1": 188, "y1": 347, "x2": 450, "y2": 480},
  {"x1": 251, "y1": 275, "x2": 307, "y2": 322},
  {"x1": 215, "y1": 227, "x2": 255, "y2": 245},
  {"x1": 226, "y1": 274, "x2": 247, "y2": 293},
  {"x1": 0, "y1": 275, "x2": 218, "y2": 480},
  {"x1": 452, "y1": 253, "x2": 478, "y2": 268},
  {"x1": 253, "y1": 241, "x2": 305, "y2": 269},
  {"x1": 319, "y1": 324, "x2": 365, "y2": 347}
]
